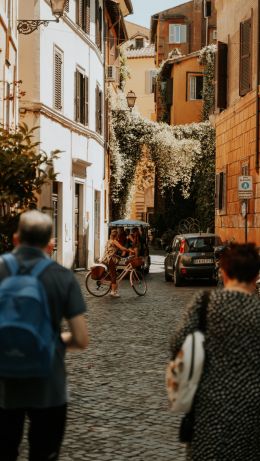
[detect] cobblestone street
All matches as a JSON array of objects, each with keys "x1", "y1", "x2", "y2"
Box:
[{"x1": 20, "y1": 251, "x2": 207, "y2": 461}]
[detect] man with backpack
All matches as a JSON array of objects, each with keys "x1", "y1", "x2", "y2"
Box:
[{"x1": 0, "y1": 210, "x2": 89, "y2": 461}]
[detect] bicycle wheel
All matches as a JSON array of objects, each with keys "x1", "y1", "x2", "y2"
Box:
[
  {"x1": 85, "y1": 271, "x2": 111, "y2": 297},
  {"x1": 130, "y1": 269, "x2": 147, "y2": 296}
]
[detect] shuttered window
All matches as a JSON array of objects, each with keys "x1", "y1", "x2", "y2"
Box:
[
  {"x1": 216, "y1": 41, "x2": 228, "y2": 110},
  {"x1": 76, "y1": 0, "x2": 90, "y2": 34},
  {"x1": 145, "y1": 70, "x2": 158, "y2": 94},
  {"x1": 95, "y1": 0, "x2": 102, "y2": 50},
  {"x1": 189, "y1": 75, "x2": 203, "y2": 100},
  {"x1": 75, "y1": 69, "x2": 89, "y2": 125},
  {"x1": 215, "y1": 172, "x2": 226, "y2": 211},
  {"x1": 169, "y1": 24, "x2": 187, "y2": 44},
  {"x1": 166, "y1": 78, "x2": 173, "y2": 105},
  {"x1": 96, "y1": 85, "x2": 103, "y2": 134},
  {"x1": 54, "y1": 47, "x2": 63, "y2": 112},
  {"x1": 240, "y1": 19, "x2": 252, "y2": 96},
  {"x1": 65, "y1": 0, "x2": 69, "y2": 12}
]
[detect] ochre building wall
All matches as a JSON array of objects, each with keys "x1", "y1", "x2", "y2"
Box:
[{"x1": 170, "y1": 55, "x2": 204, "y2": 125}]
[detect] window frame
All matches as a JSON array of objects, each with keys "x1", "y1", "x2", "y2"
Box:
[
  {"x1": 75, "y1": 68, "x2": 89, "y2": 126},
  {"x1": 188, "y1": 74, "x2": 204, "y2": 101},
  {"x1": 169, "y1": 24, "x2": 187, "y2": 44}
]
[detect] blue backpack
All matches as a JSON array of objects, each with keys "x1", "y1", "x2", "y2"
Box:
[{"x1": 0, "y1": 253, "x2": 55, "y2": 378}]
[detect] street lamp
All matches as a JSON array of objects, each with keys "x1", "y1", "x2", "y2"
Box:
[
  {"x1": 126, "y1": 90, "x2": 137, "y2": 111},
  {"x1": 17, "y1": 0, "x2": 67, "y2": 35}
]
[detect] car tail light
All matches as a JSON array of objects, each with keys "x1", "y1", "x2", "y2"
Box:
[
  {"x1": 181, "y1": 268, "x2": 187, "y2": 274},
  {"x1": 180, "y1": 240, "x2": 185, "y2": 254}
]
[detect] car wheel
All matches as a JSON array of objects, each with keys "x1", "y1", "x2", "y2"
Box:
[
  {"x1": 173, "y1": 269, "x2": 182, "y2": 287},
  {"x1": 165, "y1": 271, "x2": 172, "y2": 282}
]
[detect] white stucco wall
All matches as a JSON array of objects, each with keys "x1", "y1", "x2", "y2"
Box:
[{"x1": 19, "y1": 0, "x2": 105, "y2": 268}]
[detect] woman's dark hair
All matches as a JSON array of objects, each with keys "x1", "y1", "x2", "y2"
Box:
[{"x1": 220, "y1": 243, "x2": 260, "y2": 283}]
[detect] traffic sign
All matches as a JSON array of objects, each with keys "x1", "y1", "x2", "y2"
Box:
[{"x1": 238, "y1": 176, "x2": 253, "y2": 199}]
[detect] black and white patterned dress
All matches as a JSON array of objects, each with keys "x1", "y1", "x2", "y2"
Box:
[{"x1": 171, "y1": 289, "x2": 260, "y2": 461}]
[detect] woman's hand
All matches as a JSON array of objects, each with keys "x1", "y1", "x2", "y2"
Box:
[{"x1": 129, "y1": 249, "x2": 135, "y2": 254}]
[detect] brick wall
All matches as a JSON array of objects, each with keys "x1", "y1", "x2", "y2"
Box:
[{"x1": 216, "y1": 90, "x2": 260, "y2": 244}]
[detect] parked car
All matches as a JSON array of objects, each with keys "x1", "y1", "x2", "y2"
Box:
[{"x1": 164, "y1": 233, "x2": 222, "y2": 286}]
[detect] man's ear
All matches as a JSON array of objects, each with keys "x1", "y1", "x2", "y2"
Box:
[
  {"x1": 45, "y1": 238, "x2": 55, "y2": 256},
  {"x1": 12, "y1": 233, "x2": 20, "y2": 247}
]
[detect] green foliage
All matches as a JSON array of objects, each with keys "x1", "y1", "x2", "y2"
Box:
[
  {"x1": 199, "y1": 44, "x2": 217, "y2": 121},
  {"x1": 119, "y1": 48, "x2": 131, "y2": 90},
  {"x1": 110, "y1": 96, "x2": 216, "y2": 230},
  {"x1": 0, "y1": 124, "x2": 59, "y2": 247}
]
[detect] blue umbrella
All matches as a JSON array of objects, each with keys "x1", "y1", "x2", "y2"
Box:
[{"x1": 108, "y1": 219, "x2": 149, "y2": 228}]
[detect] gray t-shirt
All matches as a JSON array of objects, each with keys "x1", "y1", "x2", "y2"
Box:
[{"x1": 0, "y1": 246, "x2": 87, "y2": 409}]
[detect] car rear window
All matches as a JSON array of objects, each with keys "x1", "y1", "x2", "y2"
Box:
[{"x1": 186, "y1": 237, "x2": 221, "y2": 253}]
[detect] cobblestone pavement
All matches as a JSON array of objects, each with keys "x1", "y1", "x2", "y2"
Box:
[{"x1": 19, "y1": 250, "x2": 210, "y2": 461}]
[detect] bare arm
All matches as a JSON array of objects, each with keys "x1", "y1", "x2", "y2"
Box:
[
  {"x1": 114, "y1": 240, "x2": 134, "y2": 253},
  {"x1": 61, "y1": 314, "x2": 89, "y2": 352}
]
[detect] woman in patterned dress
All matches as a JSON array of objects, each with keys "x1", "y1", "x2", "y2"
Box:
[{"x1": 171, "y1": 243, "x2": 260, "y2": 460}]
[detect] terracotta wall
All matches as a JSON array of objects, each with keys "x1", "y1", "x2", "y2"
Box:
[
  {"x1": 155, "y1": 0, "x2": 216, "y2": 66},
  {"x1": 215, "y1": 0, "x2": 260, "y2": 245},
  {"x1": 215, "y1": 91, "x2": 260, "y2": 244}
]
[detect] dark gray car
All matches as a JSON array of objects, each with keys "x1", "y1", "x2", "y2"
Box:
[{"x1": 164, "y1": 233, "x2": 222, "y2": 286}]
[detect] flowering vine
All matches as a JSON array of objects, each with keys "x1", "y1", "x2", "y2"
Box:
[
  {"x1": 110, "y1": 92, "x2": 215, "y2": 227},
  {"x1": 199, "y1": 44, "x2": 217, "y2": 120}
]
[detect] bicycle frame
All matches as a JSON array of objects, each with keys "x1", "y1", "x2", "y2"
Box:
[{"x1": 86, "y1": 259, "x2": 147, "y2": 297}]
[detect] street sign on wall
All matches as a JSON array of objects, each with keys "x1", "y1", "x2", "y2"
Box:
[{"x1": 238, "y1": 176, "x2": 253, "y2": 199}]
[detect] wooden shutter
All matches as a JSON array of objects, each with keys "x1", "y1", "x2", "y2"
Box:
[
  {"x1": 219, "y1": 172, "x2": 224, "y2": 210},
  {"x1": 76, "y1": 0, "x2": 82, "y2": 27},
  {"x1": 96, "y1": 86, "x2": 102, "y2": 134},
  {"x1": 95, "y1": 0, "x2": 99, "y2": 48},
  {"x1": 84, "y1": 76, "x2": 89, "y2": 126},
  {"x1": 86, "y1": 0, "x2": 90, "y2": 35},
  {"x1": 75, "y1": 70, "x2": 81, "y2": 122},
  {"x1": 96, "y1": 85, "x2": 99, "y2": 131},
  {"x1": 54, "y1": 48, "x2": 63, "y2": 111},
  {"x1": 145, "y1": 71, "x2": 151, "y2": 94},
  {"x1": 215, "y1": 172, "x2": 225, "y2": 210},
  {"x1": 99, "y1": 6, "x2": 103, "y2": 51},
  {"x1": 79, "y1": 73, "x2": 85, "y2": 123},
  {"x1": 217, "y1": 41, "x2": 228, "y2": 109},
  {"x1": 166, "y1": 78, "x2": 173, "y2": 105},
  {"x1": 240, "y1": 19, "x2": 252, "y2": 96},
  {"x1": 99, "y1": 89, "x2": 103, "y2": 134}
]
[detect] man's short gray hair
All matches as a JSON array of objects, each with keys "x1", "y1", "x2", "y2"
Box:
[{"x1": 18, "y1": 210, "x2": 53, "y2": 248}]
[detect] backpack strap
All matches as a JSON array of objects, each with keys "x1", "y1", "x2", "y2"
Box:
[
  {"x1": 1, "y1": 253, "x2": 19, "y2": 276},
  {"x1": 31, "y1": 258, "x2": 54, "y2": 277}
]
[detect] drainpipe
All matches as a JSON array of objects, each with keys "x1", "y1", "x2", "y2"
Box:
[{"x1": 256, "y1": 0, "x2": 260, "y2": 170}]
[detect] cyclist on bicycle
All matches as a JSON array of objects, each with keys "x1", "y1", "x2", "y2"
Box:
[{"x1": 102, "y1": 228, "x2": 135, "y2": 297}]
